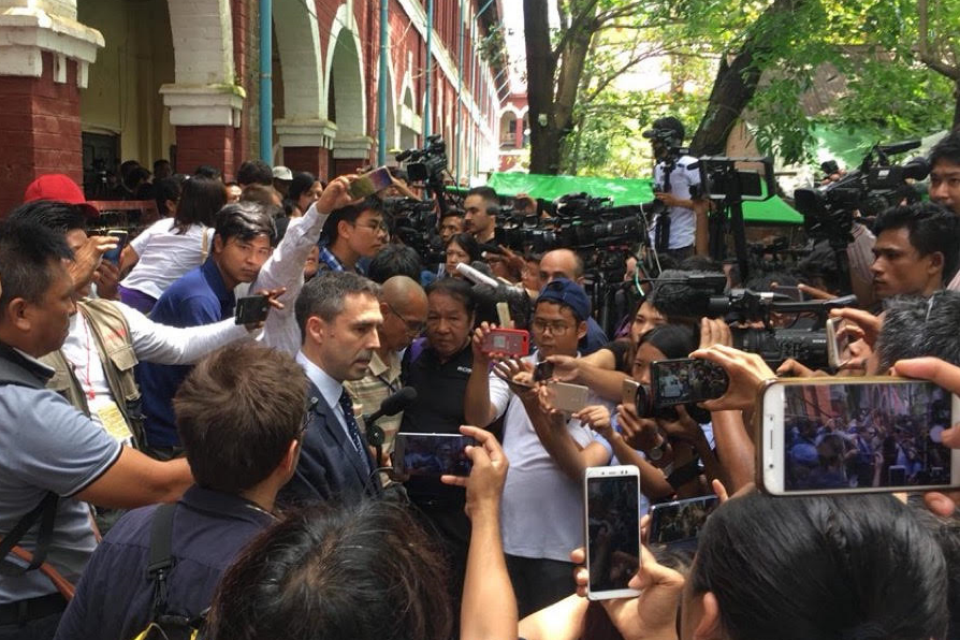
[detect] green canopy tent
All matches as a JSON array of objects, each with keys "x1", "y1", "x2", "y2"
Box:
[{"x1": 483, "y1": 172, "x2": 804, "y2": 225}]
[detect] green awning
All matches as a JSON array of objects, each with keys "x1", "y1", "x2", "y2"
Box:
[{"x1": 484, "y1": 172, "x2": 803, "y2": 224}]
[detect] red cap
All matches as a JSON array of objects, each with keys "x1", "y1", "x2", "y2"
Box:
[{"x1": 23, "y1": 174, "x2": 100, "y2": 218}]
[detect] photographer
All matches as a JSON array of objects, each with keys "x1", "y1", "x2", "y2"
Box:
[{"x1": 645, "y1": 117, "x2": 709, "y2": 259}]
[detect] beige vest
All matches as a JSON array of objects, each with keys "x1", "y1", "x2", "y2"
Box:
[{"x1": 41, "y1": 299, "x2": 144, "y2": 447}]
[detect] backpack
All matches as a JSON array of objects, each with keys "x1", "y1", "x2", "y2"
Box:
[{"x1": 131, "y1": 504, "x2": 205, "y2": 640}]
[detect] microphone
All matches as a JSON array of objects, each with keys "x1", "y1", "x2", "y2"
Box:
[
  {"x1": 456, "y1": 261, "x2": 499, "y2": 288},
  {"x1": 364, "y1": 387, "x2": 417, "y2": 432}
]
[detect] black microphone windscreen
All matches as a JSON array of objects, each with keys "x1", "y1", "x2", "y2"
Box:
[
  {"x1": 651, "y1": 270, "x2": 720, "y2": 319},
  {"x1": 380, "y1": 387, "x2": 418, "y2": 416}
]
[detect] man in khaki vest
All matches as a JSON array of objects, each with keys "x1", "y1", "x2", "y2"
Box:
[{"x1": 8, "y1": 198, "x2": 256, "y2": 449}]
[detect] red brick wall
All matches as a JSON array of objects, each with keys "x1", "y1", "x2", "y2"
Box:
[
  {"x1": 0, "y1": 52, "x2": 82, "y2": 217},
  {"x1": 174, "y1": 126, "x2": 235, "y2": 179}
]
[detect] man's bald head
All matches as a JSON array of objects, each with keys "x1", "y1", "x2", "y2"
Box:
[
  {"x1": 378, "y1": 276, "x2": 428, "y2": 352},
  {"x1": 539, "y1": 249, "x2": 585, "y2": 285}
]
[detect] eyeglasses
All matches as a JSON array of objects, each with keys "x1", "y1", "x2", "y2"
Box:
[
  {"x1": 532, "y1": 319, "x2": 573, "y2": 335},
  {"x1": 387, "y1": 301, "x2": 426, "y2": 335},
  {"x1": 352, "y1": 220, "x2": 388, "y2": 233}
]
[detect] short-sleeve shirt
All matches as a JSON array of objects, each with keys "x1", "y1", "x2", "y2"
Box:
[
  {"x1": 122, "y1": 219, "x2": 211, "y2": 300},
  {"x1": 0, "y1": 348, "x2": 122, "y2": 603},
  {"x1": 139, "y1": 259, "x2": 236, "y2": 448},
  {"x1": 492, "y1": 355, "x2": 613, "y2": 562},
  {"x1": 649, "y1": 155, "x2": 702, "y2": 250},
  {"x1": 345, "y1": 351, "x2": 404, "y2": 453}
]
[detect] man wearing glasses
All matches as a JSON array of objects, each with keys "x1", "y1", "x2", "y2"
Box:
[
  {"x1": 317, "y1": 197, "x2": 389, "y2": 275},
  {"x1": 345, "y1": 275, "x2": 427, "y2": 454},
  {"x1": 464, "y1": 278, "x2": 613, "y2": 616}
]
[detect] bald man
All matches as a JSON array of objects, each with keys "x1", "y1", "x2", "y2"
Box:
[
  {"x1": 345, "y1": 275, "x2": 428, "y2": 452},
  {"x1": 538, "y1": 249, "x2": 609, "y2": 355}
]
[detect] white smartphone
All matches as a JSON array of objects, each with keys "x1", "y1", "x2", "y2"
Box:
[
  {"x1": 760, "y1": 378, "x2": 960, "y2": 495},
  {"x1": 545, "y1": 381, "x2": 590, "y2": 413},
  {"x1": 584, "y1": 465, "x2": 642, "y2": 601},
  {"x1": 825, "y1": 317, "x2": 850, "y2": 370}
]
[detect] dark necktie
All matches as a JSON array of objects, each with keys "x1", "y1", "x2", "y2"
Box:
[{"x1": 339, "y1": 389, "x2": 372, "y2": 474}]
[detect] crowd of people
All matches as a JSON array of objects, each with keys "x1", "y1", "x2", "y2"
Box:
[{"x1": 1, "y1": 124, "x2": 960, "y2": 640}]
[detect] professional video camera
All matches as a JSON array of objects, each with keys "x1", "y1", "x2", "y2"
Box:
[
  {"x1": 649, "y1": 272, "x2": 856, "y2": 370},
  {"x1": 396, "y1": 134, "x2": 448, "y2": 187},
  {"x1": 383, "y1": 197, "x2": 445, "y2": 265},
  {"x1": 794, "y1": 141, "x2": 930, "y2": 241}
]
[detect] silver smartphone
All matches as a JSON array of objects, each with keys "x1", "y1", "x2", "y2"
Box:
[
  {"x1": 584, "y1": 465, "x2": 642, "y2": 600},
  {"x1": 760, "y1": 378, "x2": 960, "y2": 495}
]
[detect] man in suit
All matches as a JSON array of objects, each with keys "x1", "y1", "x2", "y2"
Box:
[{"x1": 280, "y1": 271, "x2": 384, "y2": 505}]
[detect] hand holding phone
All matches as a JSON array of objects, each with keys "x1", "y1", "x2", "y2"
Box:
[
  {"x1": 348, "y1": 167, "x2": 393, "y2": 199},
  {"x1": 481, "y1": 328, "x2": 530, "y2": 358},
  {"x1": 761, "y1": 377, "x2": 960, "y2": 495},
  {"x1": 585, "y1": 465, "x2": 642, "y2": 600},
  {"x1": 102, "y1": 230, "x2": 129, "y2": 265},
  {"x1": 689, "y1": 345, "x2": 777, "y2": 412},
  {"x1": 542, "y1": 381, "x2": 590, "y2": 414},
  {"x1": 235, "y1": 294, "x2": 271, "y2": 325}
]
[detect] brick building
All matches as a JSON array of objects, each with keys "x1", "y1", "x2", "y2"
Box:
[
  {"x1": 498, "y1": 92, "x2": 528, "y2": 172},
  {"x1": 0, "y1": 0, "x2": 508, "y2": 214}
]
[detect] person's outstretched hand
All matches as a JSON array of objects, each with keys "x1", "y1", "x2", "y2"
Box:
[
  {"x1": 890, "y1": 357, "x2": 960, "y2": 516},
  {"x1": 691, "y1": 345, "x2": 776, "y2": 412},
  {"x1": 315, "y1": 174, "x2": 363, "y2": 214},
  {"x1": 441, "y1": 425, "x2": 509, "y2": 520}
]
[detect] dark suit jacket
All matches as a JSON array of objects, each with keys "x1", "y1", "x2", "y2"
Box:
[{"x1": 279, "y1": 381, "x2": 382, "y2": 507}]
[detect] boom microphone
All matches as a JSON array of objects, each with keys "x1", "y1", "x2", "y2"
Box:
[{"x1": 456, "y1": 261, "x2": 500, "y2": 288}]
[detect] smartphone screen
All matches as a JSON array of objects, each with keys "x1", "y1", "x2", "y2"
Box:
[
  {"x1": 587, "y1": 472, "x2": 640, "y2": 595},
  {"x1": 649, "y1": 495, "x2": 719, "y2": 545},
  {"x1": 395, "y1": 433, "x2": 475, "y2": 477},
  {"x1": 779, "y1": 381, "x2": 955, "y2": 491},
  {"x1": 652, "y1": 359, "x2": 729, "y2": 408},
  {"x1": 348, "y1": 167, "x2": 393, "y2": 199}
]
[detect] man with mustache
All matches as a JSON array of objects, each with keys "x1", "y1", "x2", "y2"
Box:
[{"x1": 279, "y1": 271, "x2": 385, "y2": 505}]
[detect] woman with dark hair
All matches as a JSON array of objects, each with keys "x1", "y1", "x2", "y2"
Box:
[
  {"x1": 118, "y1": 176, "x2": 226, "y2": 312},
  {"x1": 153, "y1": 175, "x2": 183, "y2": 219},
  {"x1": 444, "y1": 232, "x2": 482, "y2": 278},
  {"x1": 285, "y1": 171, "x2": 322, "y2": 217},
  {"x1": 204, "y1": 501, "x2": 454, "y2": 640}
]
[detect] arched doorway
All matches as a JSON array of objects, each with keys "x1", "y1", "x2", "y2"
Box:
[
  {"x1": 326, "y1": 4, "x2": 370, "y2": 176},
  {"x1": 78, "y1": 0, "x2": 175, "y2": 196}
]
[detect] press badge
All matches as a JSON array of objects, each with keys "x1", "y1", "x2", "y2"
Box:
[{"x1": 98, "y1": 402, "x2": 134, "y2": 443}]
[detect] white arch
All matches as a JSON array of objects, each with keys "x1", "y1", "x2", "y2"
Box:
[
  {"x1": 325, "y1": 3, "x2": 367, "y2": 138},
  {"x1": 166, "y1": 0, "x2": 234, "y2": 85},
  {"x1": 273, "y1": 0, "x2": 324, "y2": 120}
]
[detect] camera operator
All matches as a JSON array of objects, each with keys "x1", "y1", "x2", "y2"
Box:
[
  {"x1": 870, "y1": 202, "x2": 960, "y2": 300},
  {"x1": 463, "y1": 186, "x2": 499, "y2": 245},
  {"x1": 644, "y1": 117, "x2": 709, "y2": 259}
]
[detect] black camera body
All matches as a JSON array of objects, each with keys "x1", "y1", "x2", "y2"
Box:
[
  {"x1": 396, "y1": 135, "x2": 448, "y2": 186},
  {"x1": 732, "y1": 326, "x2": 829, "y2": 371},
  {"x1": 794, "y1": 141, "x2": 930, "y2": 246}
]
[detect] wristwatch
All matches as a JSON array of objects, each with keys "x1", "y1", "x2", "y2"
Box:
[{"x1": 646, "y1": 434, "x2": 668, "y2": 461}]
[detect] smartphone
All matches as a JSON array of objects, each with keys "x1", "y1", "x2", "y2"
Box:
[
  {"x1": 348, "y1": 167, "x2": 393, "y2": 199},
  {"x1": 481, "y1": 328, "x2": 530, "y2": 357},
  {"x1": 585, "y1": 465, "x2": 642, "y2": 600},
  {"x1": 760, "y1": 378, "x2": 960, "y2": 495},
  {"x1": 649, "y1": 495, "x2": 719, "y2": 546},
  {"x1": 534, "y1": 360, "x2": 555, "y2": 382},
  {"x1": 621, "y1": 378, "x2": 641, "y2": 406},
  {"x1": 651, "y1": 358, "x2": 729, "y2": 409},
  {"x1": 234, "y1": 294, "x2": 270, "y2": 325},
  {"x1": 826, "y1": 317, "x2": 850, "y2": 370},
  {"x1": 102, "y1": 230, "x2": 129, "y2": 264},
  {"x1": 545, "y1": 381, "x2": 590, "y2": 413},
  {"x1": 393, "y1": 433, "x2": 476, "y2": 477}
]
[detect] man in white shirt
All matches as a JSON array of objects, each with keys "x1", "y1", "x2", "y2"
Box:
[
  {"x1": 464, "y1": 278, "x2": 612, "y2": 617},
  {"x1": 7, "y1": 200, "x2": 255, "y2": 450},
  {"x1": 645, "y1": 116, "x2": 709, "y2": 259}
]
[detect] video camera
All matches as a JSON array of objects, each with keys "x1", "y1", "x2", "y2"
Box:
[
  {"x1": 648, "y1": 272, "x2": 857, "y2": 370},
  {"x1": 496, "y1": 192, "x2": 664, "y2": 254},
  {"x1": 383, "y1": 197, "x2": 444, "y2": 265},
  {"x1": 794, "y1": 140, "x2": 930, "y2": 244},
  {"x1": 396, "y1": 134, "x2": 448, "y2": 187}
]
